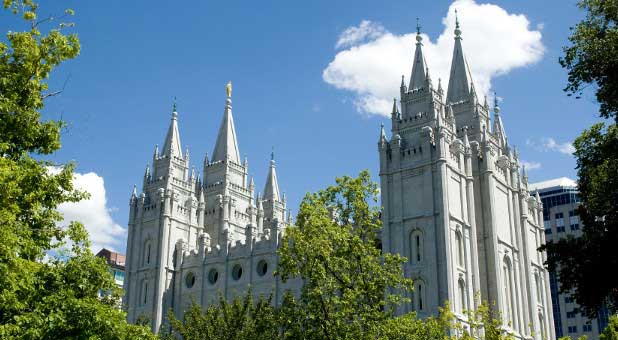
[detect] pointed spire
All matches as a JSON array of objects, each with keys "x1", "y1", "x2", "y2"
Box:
[
  {"x1": 438, "y1": 78, "x2": 444, "y2": 95},
  {"x1": 409, "y1": 19, "x2": 428, "y2": 90},
  {"x1": 391, "y1": 98, "x2": 398, "y2": 116},
  {"x1": 191, "y1": 167, "x2": 196, "y2": 180},
  {"x1": 131, "y1": 184, "x2": 137, "y2": 198},
  {"x1": 493, "y1": 92, "x2": 501, "y2": 114},
  {"x1": 184, "y1": 146, "x2": 190, "y2": 162},
  {"x1": 522, "y1": 164, "x2": 528, "y2": 184},
  {"x1": 144, "y1": 163, "x2": 150, "y2": 180},
  {"x1": 379, "y1": 123, "x2": 386, "y2": 143},
  {"x1": 198, "y1": 187, "x2": 205, "y2": 204},
  {"x1": 162, "y1": 100, "x2": 182, "y2": 158},
  {"x1": 446, "y1": 11, "x2": 476, "y2": 104},
  {"x1": 212, "y1": 82, "x2": 241, "y2": 164},
  {"x1": 263, "y1": 152, "x2": 281, "y2": 202},
  {"x1": 249, "y1": 175, "x2": 255, "y2": 189},
  {"x1": 153, "y1": 144, "x2": 159, "y2": 160},
  {"x1": 257, "y1": 192, "x2": 263, "y2": 211},
  {"x1": 462, "y1": 126, "x2": 470, "y2": 148}
]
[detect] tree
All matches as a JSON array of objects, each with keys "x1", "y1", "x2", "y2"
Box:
[
  {"x1": 600, "y1": 315, "x2": 618, "y2": 340},
  {"x1": 560, "y1": 0, "x2": 618, "y2": 121},
  {"x1": 542, "y1": 0, "x2": 618, "y2": 316},
  {"x1": 276, "y1": 170, "x2": 413, "y2": 339},
  {"x1": 0, "y1": 1, "x2": 154, "y2": 338},
  {"x1": 162, "y1": 293, "x2": 280, "y2": 340}
]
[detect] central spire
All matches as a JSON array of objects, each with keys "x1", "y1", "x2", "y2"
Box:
[
  {"x1": 409, "y1": 18, "x2": 428, "y2": 91},
  {"x1": 161, "y1": 99, "x2": 182, "y2": 158},
  {"x1": 212, "y1": 81, "x2": 241, "y2": 164},
  {"x1": 446, "y1": 11, "x2": 476, "y2": 104}
]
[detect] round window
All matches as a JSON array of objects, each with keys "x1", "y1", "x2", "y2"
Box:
[
  {"x1": 208, "y1": 269, "x2": 219, "y2": 285},
  {"x1": 257, "y1": 260, "x2": 268, "y2": 277},
  {"x1": 232, "y1": 264, "x2": 243, "y2": 281},
  {"x1": 185, "y1": 272, "x2": 196, "y2": 288}
]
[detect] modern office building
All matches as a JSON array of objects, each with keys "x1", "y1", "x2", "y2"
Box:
[{"x1": 529, "y1": 177, "x2": 609, "y2": 339}]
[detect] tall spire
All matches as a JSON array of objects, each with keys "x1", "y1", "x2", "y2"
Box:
[
  {"x1": 162, "y1": 99, "x2": 182, "y2": 158},
  {"x1": 493, "y1": 92, "x2": 507, "y2": 144},
  {"x1": 212, "y1": 81, "x2": 241, "y2": 164},
  {"x1": 263, "y1": 150, "x2": 281, "y2": 202},
  {"x1": 446, "y1": 11, "x2": 476, "y2": 104},
  {"x1": 409, "y1": 18, "x2": 428, "y2": 90}
]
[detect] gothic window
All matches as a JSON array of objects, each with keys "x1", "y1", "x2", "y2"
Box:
[
  {"x1": 232, "y1": 264, "x2": 243, "y2": 281},
  {"x1": 410, "y1": 230, "x2": 423, "y2": 264},
  {"x1": 142, "y1": 280, "x2": 148, "y2": 306},
  {"x1": 413, "y1": 280, "x2": 426, "y2": 312},
  {"x1": 208, "y1": 269, "x2": 219, "y2": 285},
  {"x1": 458, "y1": 279, "x2": 467, "y2": 313},
  {"x1": 185, "y1": 272, "x2": 196, "y2": 289},
  {"x1": 455, "y1": 230, "x2": 464, "y2": 267},
  {"x1": 502, "y1": 257, "x2": 516, "y2": 327},
  {"x1": 144, "y1": 240, "x2": 152, "y2": 265},
  {"x1": 535, "y1": 273, "x2": 543, "y2": 304}
]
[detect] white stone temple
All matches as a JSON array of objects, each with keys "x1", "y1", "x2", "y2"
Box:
[
  {"x1": 378, "y1": 19, "x2": 554, "y2": 339},
  {"x1": 123, "y1": 84, "x2": 299, "y2": 332}
]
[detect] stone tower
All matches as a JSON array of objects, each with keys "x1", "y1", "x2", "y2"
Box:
[
  {"x1": 124, "y1": 86, "x2": 297, "y2": 333},
  {"x1": 378, "y1": 19, "x2": 554, "y2": 340}
]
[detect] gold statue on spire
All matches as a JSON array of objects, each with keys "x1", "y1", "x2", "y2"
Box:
[{"x1": 226, "y1": 81, "x2": 232, "y2": 98}]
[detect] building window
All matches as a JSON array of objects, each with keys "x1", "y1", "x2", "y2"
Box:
[
  {"x1": 539, "y1": 314, "x2": 546, "y2": 338},
  {"x1": 458, "y1": 279, "x2": 467, "y2": 313},
  {"x1": 556, "y1": 212, "x2": 565, "y2": 233},
  {"x1": 208, "y1": 269, "x2": 219, "y2": 285},
  {"x1": 535, "y1": 273, "x2": 543, "y2": 304},
  {"x1": 257, "y1": 260, "x2": 268, "y2": 277},
  {"x1": 455, "y1": 231, "x2": 464, "y2": 267},
  {"x1": 566, "y1": 310, "x2": 578, "y2": 318},
  {"x1": 583, "y1": 324, "x2": 592, "y2": 332},
  {"x1": 503, "y1": 257, "x2": 516, "y2": 327},
  {"x1": 413, "y1": 281, "x2": 426, "y2": 312},
  {"x1": 142, "y1": 281, "x2": 148, "y2": 305},
  {"x1": 568, "y1": 326, "x2": 578, "y2": 334},
  {"x1": 410, "y1": 230, "x2": 423, "y2": 264},
  {"x1": 232, "y1": 264, "x2": 243, "y2": 281},
  {"x1": 565, "y1": 296, "x2": 574, "y2": 304},
  {"x1": 570, "y1": 223, "x2": 580, "y2": 231},
  {"x1": 185, "y1": 272, "x2": 196, "y2": 288},
  {"x1": 144, "y1": 241, "x2": 152, "y2": 265}
]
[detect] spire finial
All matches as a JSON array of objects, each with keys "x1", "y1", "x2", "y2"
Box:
[
  {"x1": 172, "y1": 96, "x2": 178, "y2": 118},
  {"x1": 401, "y1": 75, "x2": 405, "y2": 87},
  {"x1": 271, "y1": 146, "x2": 275, "y2": 163},
  {"x1": 454, "y1": 9, "x2": 462, "y2": 38},
  {"x1": 494, "y1": 91, "x2": 501, "y2": 114},
  {"x1": 226, "y1": 81, "x2": 232, "y2": 98},
  {"x1": 415, "y1": 18, "x2": 422, "y2": 43}
]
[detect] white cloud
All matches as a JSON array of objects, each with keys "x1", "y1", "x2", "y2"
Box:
[
  {"x1": 520, "y1": 160, "x2": 541, "y2": 170},
  {"x1": 336, "y1": 20, "x2": 387, "y2": 49},
  {"x1": 323, "y1": 0, "x2": 545, "y2": 116},
  {"x1": 526, "y1": 137, "x2": 575, "y2": 155},
  {"x1": 57, "y1": 170, "x2": 126, "y2": 253}
]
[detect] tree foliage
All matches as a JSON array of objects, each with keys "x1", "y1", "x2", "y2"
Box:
[
  {"x1": 600, "y1": 315, "x2": 618, "y2": 340},
  {"x1": 276, "y1": 170, "x2": 413, "y2": 339},
  {"x1": 560, "y1": 0, "x2": 618, "y2": 120},
  {"x1": 0, "y1": 1, "x2": 154, "y2": 338},
  {"x1": 162, "y1": 293, "x2": 280, "y2": 340}
]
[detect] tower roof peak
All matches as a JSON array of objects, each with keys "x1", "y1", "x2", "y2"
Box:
[
  {"x1": 409, "y1": 21, "x2": 428, "y2": 90},
  {"x1": 162, "y1": 99, "x2": 182, "y2": 158},
  {"x1": 263, "y1": 153, "x2": 281, "y2": 202},
  {"x1": 212, "y1": 82, "x2": 240, "y2": 164},
  {"x1": 446, "y1": 12, "x2": 475, "y2": 104}
]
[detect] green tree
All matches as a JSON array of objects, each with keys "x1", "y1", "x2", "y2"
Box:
[
  {"x1": 0, "y1": 1, "x2": 154, "y2": 338},
  {"x1": 162, "y1": 293, "x2": 280, "y2": 340},
  {"x1": 276, "y1": 170, "x2": 413, "y2": 340},
  {"x1": 600, "y1": 315, "x2": 618, "y2": 340},
  {"x1": 560, "y1": 0, "x2": 618, "y2": 121},
  {"x1": 542, "y1": 0, "x2": 618, "y2": 316}
]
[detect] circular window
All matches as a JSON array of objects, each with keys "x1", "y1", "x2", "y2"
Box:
[
  {"x1": 257, "y1": 260, "x2": 268, "y2": 277},
  {"x1": 185, "y1": 272, "x2": 196, "y2": 288},
  {"x1": 232, "y1": 264, "x2": 243, "y2": 281},
  {"x1": 208, "y1": 269, "x2": 219, "y2": 285}
]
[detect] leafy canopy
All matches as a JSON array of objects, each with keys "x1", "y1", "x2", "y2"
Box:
[{"x1": 0, "y1": 1, "x2": 154, "y2": 338}]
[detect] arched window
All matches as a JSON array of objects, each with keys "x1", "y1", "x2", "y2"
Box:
[
  {"x1": 455, "y1": 231, "x2": 464, "y2": 267},
  {"x1": 142, "y1": 280, "x2": 149, "y2": 305},
  {"x1": 410, "y1": 230, "x2": 423, "y2": 264},
  {"x1": 144, "y1": 240, "x2": 152, "y2": 265},
  {"x1": 539, "y1": 313, "x2": 546, "y2": 339},
  {"x1": 535, "y1": 273, "x2": 543, "y2": 305},
  {"x1": 414, "y1": 280, "x2": 426, "y2": 312},
  {"x1": 458, "y1": 279, "x2": 467, "y2": 313},
  {"x1": 502, "y1": 257, "x2": 516, "y2": 327}
]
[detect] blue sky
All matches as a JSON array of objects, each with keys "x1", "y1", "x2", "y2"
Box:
[{"x1": 2, "y1": 0, "x2": 600, "y2": 251}]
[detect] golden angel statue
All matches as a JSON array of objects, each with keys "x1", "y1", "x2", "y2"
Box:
[{"x1": 226, "y1": 81, "x2": 232, "y2": 98}]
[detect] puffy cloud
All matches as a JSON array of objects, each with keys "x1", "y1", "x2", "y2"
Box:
[
  {"x1": 56, "y1": 170, "x2": 126, "y2": 253},
  {"x1": 323, "y1": 0, "x2": 545, "y2": 116},
  {"x1": 336, "y1": 20, "x2": 387, "y2": 49},
  {"x1": 520, "y1": 160, "x2": 542, "y2": 170},
  {"x1": 526, "y1": 137, "x2": 575, "y2": 155}
]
